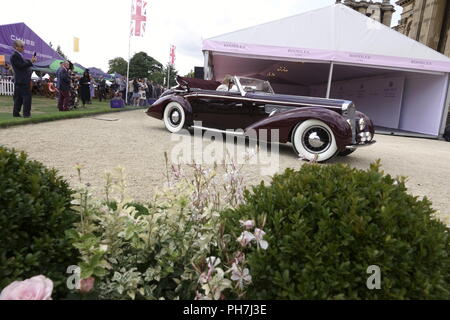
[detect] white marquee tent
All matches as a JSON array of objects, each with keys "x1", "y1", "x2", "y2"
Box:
[{"x1": 203, "y1": 4, "x2": 450, "y2": 138}]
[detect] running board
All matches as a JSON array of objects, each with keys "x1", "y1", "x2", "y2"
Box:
[{"x1": 190, "y1": 126, "x2": 246, "y2": 136}]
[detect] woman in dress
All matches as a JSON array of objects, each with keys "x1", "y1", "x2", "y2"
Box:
[
  {"x1": 79, "y1": 70, "x2": 91, "y2": 107},
  {"x1": 89, "y1": 75, "x2": 96, "y2": 104},
  {"x1": 132, "y1": 78, "x2": 140, "y2": 106}
]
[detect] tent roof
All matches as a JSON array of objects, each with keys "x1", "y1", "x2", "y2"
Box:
[
  {"x1": 0, "y1": 22, "x2": 62, "y2": 61},
  {"x1": 203, "y1": 4, "x2": 450, "y2": 73}
]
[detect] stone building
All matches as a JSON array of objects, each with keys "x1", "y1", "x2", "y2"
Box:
[
  {"x1": 336, "y1": 0, "x2": 396, "y2": 26},
  {"x1": 394, "y1": 0, "x2": 450, "y2": 57}
]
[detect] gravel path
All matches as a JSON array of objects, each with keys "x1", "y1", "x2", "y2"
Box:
[{"x1": 0, "y1": 110, "x2": 449, "y2": 225}]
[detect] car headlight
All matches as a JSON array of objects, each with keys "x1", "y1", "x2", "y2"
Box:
[{"x1": 359, "y1": 118, "x2": 366, "y2": 131}]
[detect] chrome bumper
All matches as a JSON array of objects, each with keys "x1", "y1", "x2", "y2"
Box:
[{"x1": 346, "y1": 140, "x2": 377, "y2": 150}]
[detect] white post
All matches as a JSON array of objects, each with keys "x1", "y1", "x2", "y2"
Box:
[
  {"x1": 326, "y1": 62, "x2": 334, "y2": 99},
  {"x1": 125, "y1": 0, "x2": 133, "y2": 105}
]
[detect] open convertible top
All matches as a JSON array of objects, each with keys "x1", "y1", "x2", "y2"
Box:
[{"x1": 177, "y1": 76, "x2": 221, "y2": 91}]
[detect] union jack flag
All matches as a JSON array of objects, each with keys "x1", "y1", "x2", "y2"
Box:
[{"x1": 130, "y1": 0, "x2": 147, "y2": 37}]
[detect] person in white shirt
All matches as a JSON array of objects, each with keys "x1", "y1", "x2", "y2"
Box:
[{"x1": 216, "y1": 75, "x2": 239, "y2": 92}]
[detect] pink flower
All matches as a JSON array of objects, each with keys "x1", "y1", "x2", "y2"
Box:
[
  {"x1": 231, "y1": 263, "x2": 252, "y2": 289},
  {"x1": 239, "y1": 220, "x2": 255, "y2": 230},
  {"x1": 254, "y1": 228, "x2": 269, "y2": 250},
  {"x1": 0, "y1": 275, "x2": 53, "y2": 300},
  {"x1": 232, "y1": 251, "x2": 246, "y2": 265},
  {"x1": 237, "y1": 231, "x2": 256, "y2": 247},
  {"x1": 80, "y1": 277, "x2": 95, "y2": 293},
  {"x1": 199, "y1": 272, "x2": 211, "y2": 284}
]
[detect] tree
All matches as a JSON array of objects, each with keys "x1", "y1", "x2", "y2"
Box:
[
  {"x1": 164, "y1": 64, "x2": 179, "y2": 88},
  {"x1": 129, "y1": 51, "x2": 163, "y2": 80},
  {"x1": 56, "y1": 45, "x2": 67, "y2": 59},
  {"x1": 184, "y1": 69, "x2": 195, "y2": 78},
  {"x1": 108, "y1": 57, "x2": 128, "y2": 76},
  {"x1": 108, "y1": 52, "x2": 168, "y2": 86}
]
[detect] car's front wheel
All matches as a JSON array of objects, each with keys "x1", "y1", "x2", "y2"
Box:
[
  {"x1": 292, "y1": 119, "x2": 338, "y2": 162},
  {"x1": 163, "y1": 102, "x2": 186, "y2": 133}
]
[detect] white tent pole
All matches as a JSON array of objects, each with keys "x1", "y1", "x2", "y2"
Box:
[
  {"x1": 439, "y1": 73, "x2": 450, "y2": 137},
  {"x1": 326, "y1": 62, "x2": 334, "y2": 99}
]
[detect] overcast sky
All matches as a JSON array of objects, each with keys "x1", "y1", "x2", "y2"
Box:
[{"x1": 2, "y1": 0, "x2": 402, "y2": 75}]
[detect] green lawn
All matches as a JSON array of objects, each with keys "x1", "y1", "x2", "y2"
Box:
[{"x1": 0, "y1": 95, "x2": 146, "y2": 128}]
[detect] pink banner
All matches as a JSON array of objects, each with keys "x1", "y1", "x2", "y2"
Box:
[{"x1": 203, "y1": 40, "x2": 450, "y2": 73}]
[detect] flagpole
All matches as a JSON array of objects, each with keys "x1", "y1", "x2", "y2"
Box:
[{"x1": 126, "y1": 0, "x2": 133, "y2": 105}]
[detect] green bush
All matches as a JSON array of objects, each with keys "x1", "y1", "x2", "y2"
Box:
[
  {"x1": 221, "y1": 162, "x2": 450, "y2": 300},
  {"x1": 0, "y1": 146, "x2": 79, "y2": 298}
]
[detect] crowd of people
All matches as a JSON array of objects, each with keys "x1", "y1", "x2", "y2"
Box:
[
  {"x1": 2, "y1": 39, "x2": 166, "y2": 117},
  {"x1": 127, "y1": 78, "x2": 165, "y2": 107}
]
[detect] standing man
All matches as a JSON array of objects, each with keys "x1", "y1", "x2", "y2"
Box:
[
  {"x1": 55, "y1": 61, "x2": 64, "y2": 89},
  {"x1": 55, "y1": 61, "x2": 64, "y2": 105},
  {"x1": 58, "y1": 61, "x2": 71, "y2": 111},
  {"x1": 10, "y1": 40, "x2": 36, "y2": 118},
  {"x1": 98, "y1": 76, "x2": 107, "y2": 102}
]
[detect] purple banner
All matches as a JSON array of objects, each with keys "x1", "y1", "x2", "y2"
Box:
[
  {"x1": 0, "y1": 23, "x2": 62, "y2": 61},
  {"x1": 203, "y1": 40, "x2": 450, "y2": 73}
]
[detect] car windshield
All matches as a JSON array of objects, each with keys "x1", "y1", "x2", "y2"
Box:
[{"x1": 236, "y1": 77, "x2": 274, "y2": 94}]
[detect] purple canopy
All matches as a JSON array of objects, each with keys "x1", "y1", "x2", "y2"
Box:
[
  {"x1": 87, "y1": 67, "x2": 113, "y2": 80},
  {"x1": 0, "y1": 22, "x2": 62, "y2": 61}
]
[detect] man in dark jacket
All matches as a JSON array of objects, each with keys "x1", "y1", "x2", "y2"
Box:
[
  {"x1": 58, "y1": 61, "x2": 71, "y2": 111},
  {"x1": 10, "y1": 40, "x2": 36, "y2": 118}
]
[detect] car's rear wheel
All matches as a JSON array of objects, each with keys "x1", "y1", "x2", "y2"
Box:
[
  {"x1": 292, "y1": 119, "x2": 338, "y2": 162},
  {"x1": 163, "y1": 102, "x2": 186, "y2": 133}
]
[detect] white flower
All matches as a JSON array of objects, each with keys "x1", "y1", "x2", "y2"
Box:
[
  {"x1": 230, "y1": 263, "x2": 252, "y2": 289},
  {"x1": 199, "y1": 272, "x2": 211, "y2": 284},
  {"x1": 206, "y1": 257, "x2": 221, "y2": 270},
  {"x1": 254, "y1": 228, "x2": 269, "y2": 250},
  {"x1": 239, "y1": 220, "x2": 255, "y2": 230},
  {"x1": 195, "y1": 291, "x2": 211, "y2": 300},
  {"x1": 237, "y1": 231, "x2": 256, "y2": 247}
]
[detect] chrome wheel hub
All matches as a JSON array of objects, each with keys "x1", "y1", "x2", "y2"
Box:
[
  {"x1": 308, "y1": 132, "x2": 325, "y2": 149},
  {"x1": 302, "y1": 126, "x2": 332, "y2": 153},
  {"x1": 170, "y1": 110, "x2": 181, "y2": 126}
]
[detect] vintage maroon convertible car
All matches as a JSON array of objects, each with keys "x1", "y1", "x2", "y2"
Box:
[{"x1": 146, "y1": 76, "x2": 375, "y2": 162}]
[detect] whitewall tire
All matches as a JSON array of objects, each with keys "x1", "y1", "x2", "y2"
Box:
[
  {"x1": 163, "y1": 102, "x2": 186, "y2": 133},
  {"x1": 292, "y1": 119, "x2": 338, "y2": 162}
]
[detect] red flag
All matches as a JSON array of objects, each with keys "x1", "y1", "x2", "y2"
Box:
[
  {"x1": 169, "y1": 45, "x2": 176, "y2": 66},
  {"x1": 131, "y1": 0, "x2": 147, "y2": 37}
]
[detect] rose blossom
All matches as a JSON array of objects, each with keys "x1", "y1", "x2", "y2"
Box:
[
  {"x1": 0, "y1": 275, "x2": 53, "y2": 300},
  {"x1": 79, "y1": 277, "x2": 95, "y2": 293}
]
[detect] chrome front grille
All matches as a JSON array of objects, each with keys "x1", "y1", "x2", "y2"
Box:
[{"x1": 342, "y1": 102, "x2": 357, "y2": 144}]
